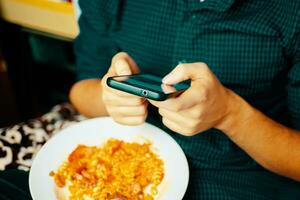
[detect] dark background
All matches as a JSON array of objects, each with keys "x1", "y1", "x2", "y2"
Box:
[{"x1": 0, "y1": 20, "x2": 76, "y2": 127}]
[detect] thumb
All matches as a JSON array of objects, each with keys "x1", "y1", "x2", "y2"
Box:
[
  {"x1": 115, "y1": 59, "x2": 132, "y2": 76},
  {"x1": 111, "y1": 52, "x2": 140, "y2": 76},
  {"x1": 162, "y1": 63, "x2": 208, "y2": 85}
]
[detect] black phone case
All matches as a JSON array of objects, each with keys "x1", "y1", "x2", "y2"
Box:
[{"x1": 107, "y1": 77, "x2": 169, "y2": 101}]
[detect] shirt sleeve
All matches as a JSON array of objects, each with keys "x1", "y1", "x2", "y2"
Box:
[
  {"x1": 287, "y1": 32, "x2": 300, "y2": 130},
  {"x1": 73, "y1": 0, "x2": 119, "y2": 81}
]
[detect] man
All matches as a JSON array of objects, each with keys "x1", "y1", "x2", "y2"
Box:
[{"x1": 70, "y1": 0, "x2": 300, "y2": 199}]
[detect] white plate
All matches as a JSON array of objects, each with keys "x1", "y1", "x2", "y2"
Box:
[{"x1": 29, "y1": 117, "x2": 189, "y2": 200}]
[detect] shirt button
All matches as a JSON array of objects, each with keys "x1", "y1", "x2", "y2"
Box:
[
  {"x1": 192, "y1": 14, "x2": 196, "y2": 19},
  {"x1": 200, "y1": 0, "x2": 205, "y2": 2}
]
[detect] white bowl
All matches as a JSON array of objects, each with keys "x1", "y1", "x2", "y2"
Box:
[{"x1": 29, "y1": 117, "x2": 189, "y2": 200}]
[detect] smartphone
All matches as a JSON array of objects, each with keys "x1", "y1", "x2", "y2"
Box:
[{"x1": 107, "y1": 74, "x2": 190, "y2": 101}]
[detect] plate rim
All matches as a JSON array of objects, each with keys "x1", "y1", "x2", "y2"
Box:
[{"x1": 29, "y1": 117, "x2": 189, "y2": 200}]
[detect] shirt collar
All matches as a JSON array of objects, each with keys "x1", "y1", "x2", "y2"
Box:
[{"x1": 187, "y1": 0, "x2": 236, "y2": 12}]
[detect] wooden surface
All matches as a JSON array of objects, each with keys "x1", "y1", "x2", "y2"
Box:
[{"x1": 0, "y1": 0, "x2": 79, "y2": 39}]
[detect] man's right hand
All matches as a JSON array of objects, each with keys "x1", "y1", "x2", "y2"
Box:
[{"x1": 101, "y1": 52, "x2": 148, "y2": 125}]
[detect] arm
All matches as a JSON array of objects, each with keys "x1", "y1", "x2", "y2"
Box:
[
  {"x1": 219, "y1": 91, "x2": 300, "y2": 182},
  {"x1": 70, "y1": 2, "x2": 148, "y2": 122},
  {"x1": 70, "y1": 1, "x2": 147, "y2": 122},
  {"x1": 220, "y1": 32, "x2": 300, "y2": 181},
  {"x1": 69, "y1": 79, "x2": 107, "y2": 118},
  {"x1": 150, "y1": 56, "x2": 300, "y2": 181}
]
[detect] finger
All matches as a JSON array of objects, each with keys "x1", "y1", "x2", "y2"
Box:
[
  {"x1": 110, "y1": 52, "x2": 140, "y2": 75},
  {"x1": 149, "y1": 88, "x2": 204, "y2": 112},
  {"x1": 176, "y1": 104, "x2": 204, "y2": 120},
  {"x1": 148, "y1": 99, "x2": 161, "y2": 107},
  {"x1": 161, "y1": 84, "x2": 176, "y2": 93},
  {"x1": 103, "y1": 91, "x2": 146, "y2": 106},
  {"x1": 162, "y1": 63, "x2": 209, "y2": 85},
  {"x1": 157, "y1": 102, "x2": 205, "y2": 121},
  {"x1": 162, "y1": 117, "x2": 207, "y2": 136},
  {"x1": 159, "y1": 108, "x2": 197, "y2": 130},
  {"x1": 109, "y1": 105, "x2": 148, "y2": 117},
  {"x1": 113, "y1": 116, "x2": 147, "y2": 126},
  {"x1": 162, "y1": 118, "x2": 188, "y2": 136},
  {"x1": 168, "y1": 87, "x2": 208, "y2": 111},
  {"x1": 115, "y1": 59, "x2": 132, "y2": 76}
]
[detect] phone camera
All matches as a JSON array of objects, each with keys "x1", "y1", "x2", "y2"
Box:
[{"x1": 142, "y1": 90, "x2": 148, "y2": 97}]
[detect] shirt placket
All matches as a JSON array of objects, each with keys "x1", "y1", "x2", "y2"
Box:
[
  {"x1": 171, "y1": 0, "x2": 235, "y2": 67},
  {"x1": 171, "y1": 0, "x2": 206, "y2": 67}
]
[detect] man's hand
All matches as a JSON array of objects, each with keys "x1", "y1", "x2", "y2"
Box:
[
  {"x1": 101, "y1": 52, "x2": 148, "y2": 125},
  {"x1": 149, "y1": 62, "x2": 236, "y2": 136}
]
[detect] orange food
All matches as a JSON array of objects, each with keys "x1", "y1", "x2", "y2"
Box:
[{"x1": 50, "y1": 139, "x2": 164, "y2": 200}]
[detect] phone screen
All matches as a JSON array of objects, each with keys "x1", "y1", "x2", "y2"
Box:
[{"x1": 111, "y1": 74, "x2": 189, "y2": 94}]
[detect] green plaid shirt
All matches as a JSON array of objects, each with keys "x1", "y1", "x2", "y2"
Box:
[{"x1": 74, "y1": 0, "x2": 300, "y2": 199}]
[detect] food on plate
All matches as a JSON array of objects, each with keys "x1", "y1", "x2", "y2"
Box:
[{"x1": 50, "y1": 139, "x2": 164, "y2": 200}]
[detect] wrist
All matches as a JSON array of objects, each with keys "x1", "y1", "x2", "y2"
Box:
[{"x1": 216, "y1": 90, "x2": 256, "y2": 139}]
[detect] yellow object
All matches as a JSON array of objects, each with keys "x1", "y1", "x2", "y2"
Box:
[
  {"x1": 0, "y1": 0, "x2": 79, "y2": 39},
  {"x1": 51, "y1": 139, "x2": 165, "y2": 200}
]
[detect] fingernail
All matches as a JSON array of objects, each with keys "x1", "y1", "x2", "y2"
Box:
[{"x1": 162, "y1": 73, "x2": 173, "y2": 84}]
